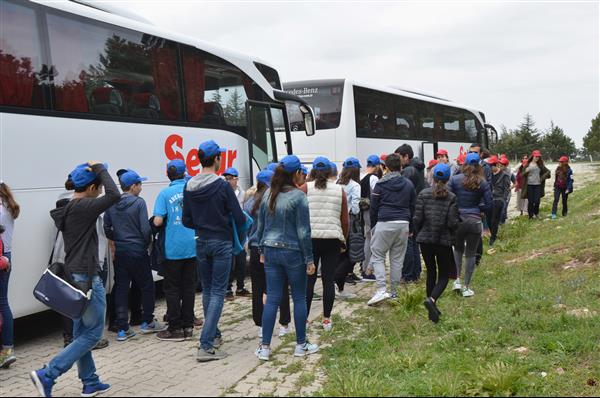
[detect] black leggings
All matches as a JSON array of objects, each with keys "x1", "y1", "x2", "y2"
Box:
[
  {"x1": 249, "y1": 247, "x2": 291, "y2": 327},
  {"x1": 335, "y1": 246, "x2": 354, "y2": 292},
  {"x1": 528, "y1": 184, "x2": 543, "y2": 218},
  {"x1": 420, "y1": 243, "x2": 453, "y2": 301},
  {"x1": 552, "y1": 188, "x2": 569, "y2": 216},
  {"x1": 307, "y1": 239, "x2": 341, "y2": 319},
  {"x1": 489, "y1": 199, "x2": 505, "y2": 245}
]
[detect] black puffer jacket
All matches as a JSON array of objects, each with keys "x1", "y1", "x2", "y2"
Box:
[{"x1": 413, "y1": 187, "x2": 460, "y2": 247}]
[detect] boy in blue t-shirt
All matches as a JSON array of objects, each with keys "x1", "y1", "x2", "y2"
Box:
[{"x1": 153, "y1": 160, "x2": 198, "y2": 342}]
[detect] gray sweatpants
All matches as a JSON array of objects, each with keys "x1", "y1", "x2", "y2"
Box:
[{"x1": 370, "y1": 222, "x2": 410, "y2": 291}]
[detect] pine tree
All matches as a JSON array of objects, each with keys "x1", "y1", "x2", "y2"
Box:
[
  {"x1": 583, "y1": 113, "x2": 600, "y2": 157},
  {"x1": 224, "y1": 88, "x2": 246, "y2": 126},
  {"x1": 513, "y1": 114, "x2": 542, "y2": 157},
  {"x1": 541, "y1": 122, "x2": 577, "y2": 161}
]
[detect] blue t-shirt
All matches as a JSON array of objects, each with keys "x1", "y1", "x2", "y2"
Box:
[{"x1": 153, "y1": 180, "x2": 196, "y2": 260}]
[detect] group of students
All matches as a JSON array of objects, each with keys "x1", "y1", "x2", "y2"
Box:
[{"x1": 0, "y1": 139, "x2": 575, "y2": 397}]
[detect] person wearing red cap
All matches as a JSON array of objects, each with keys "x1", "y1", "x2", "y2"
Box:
[
  {"x1": 551, "y1": 156, "x2": 574, "y2": 219},
  {"x1": 487, "y1": 158, "x2": 511, "y2": 254},
  {"x1": 514, "y1": 155, "x2": 530, "y2": 216},
  {"x1": 426, "y1": 159, "x2": 438, "y2": 187},
  {"x1": 436, "y1": 149, "x2": 449, "y2": 164},
  {"x1": 521, "y1": 150, "x2": 551, "y2": 219},
  {"x1": 499, "y1": 157, "x2": 515, "y2": 224}
]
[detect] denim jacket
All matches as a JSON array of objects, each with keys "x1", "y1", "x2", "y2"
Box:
[{"x1": 256, "y1": 187, "x2": 314, "y2": 265}]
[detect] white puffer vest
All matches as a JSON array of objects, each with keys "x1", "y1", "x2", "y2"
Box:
[{"x1": 307, "y1": 181, "x2": 345, "y2": 242}]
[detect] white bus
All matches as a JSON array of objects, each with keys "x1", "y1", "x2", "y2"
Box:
[
  {"x1": 281, "y1": 79, "x2": 498, "y2": 165},
  {"x1": 0, "y1": 0, "x2": 315, "y2": 318}
]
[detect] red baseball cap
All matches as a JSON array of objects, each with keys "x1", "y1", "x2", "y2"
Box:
[
  {"x1": 380, "y1": 154, "x2": 388, "y2": 162},
  {"x1": 500, "y1": 158, "x2": 509, "y2": 166},
  {"x1": 428, "y1": 159, "x2": 439, "y2": 169},
  {"x1": 436, "y1": 149, "x2": 448, "y2": 157},
  {"x1": 486, "y1": 155, "x2": 499, "y2": 165},
  {"x1": 456, "y1": 153, "x2": 466, "y2": 165},
  {"x1": 532, "y1": 150, "x2": 542, "y2": 157},
  {"x1": 559, "y1": 156, "x2": 569, "y2": 163}
]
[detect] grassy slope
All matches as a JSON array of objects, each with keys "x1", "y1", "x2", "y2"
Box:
[{"x1": 317, "y1": 167, "x2": 600, "y2": 397}]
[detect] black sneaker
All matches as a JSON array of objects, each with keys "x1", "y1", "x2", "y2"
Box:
[
  {"x1": 423, "y1": 298, "x2": 440, "y2": 324},
  {"x1": 93, "y1": 339, "x2": 109, "y2": 350},
  {"x1": 361, "y1": 272, "x2": 376, "y2": 282},
  {"x1": 184, "y1": 328, "x2": 194, "y2": 340},
  {"x1": 157, "y1": 329, "x2": 185, "y2": 342},
  {"x1": 349, "y1": 273, "x2": 363, "y2": 282},
  {"x1": 344, "y1": 276, "x2": 357, "y2": 285},
  {"x1": 225, "y1": 291, "x2": 235, "y2": 301},
  {"x1": 236, "y1": 288, "x2": 251, "y2": 297}
]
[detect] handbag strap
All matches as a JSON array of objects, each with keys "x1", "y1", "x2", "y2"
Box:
[{"x1": 48, "y1": 229, "x2": 61, "y2": 266}]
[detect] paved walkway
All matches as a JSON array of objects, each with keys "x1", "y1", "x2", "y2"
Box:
[{"x1": 1, "y1": 279, "x2": 376, "y2": 397}]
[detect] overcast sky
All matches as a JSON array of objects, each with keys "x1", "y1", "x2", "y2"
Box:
[{"x1": 120, "y1": 0, "x2": 598, "y2": 146}]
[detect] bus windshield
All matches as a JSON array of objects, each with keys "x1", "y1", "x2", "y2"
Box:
[{"x1": 283, "y1": 82, "x2": 344, "y2": 131}]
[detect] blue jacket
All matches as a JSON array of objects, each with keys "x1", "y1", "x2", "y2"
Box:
[
  {"x1": 256, "y1": 187, "x2": 313, "y2": 266},
  {"x1": 370, "y1": 172, "x2": 416, "y2": 230},
  {"x1": 448, "y1": 174, "x2": 493, "y2": 218},
  {"x1": 104, "y1": 193, "x2": 152, "y2": 256},
  {"x1": 183, "y1": 174, "x2": 245, "y2": 242}
]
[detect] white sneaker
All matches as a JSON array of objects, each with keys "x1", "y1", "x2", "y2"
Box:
[
  {"x1": 258, "y1": 327, "x2": 263, "y2": 339},
  {"x1": 338, "y1": 290, "x2": 357, "y2": 300},
  {"x1": 322, "y1": 318, "x2": 333, "y2": 332},
  {"x1": 452, "y1": 280, "x2": 462, "y2": 291},
  {"x1": 294, "y1": 342, "x2": 319, "y2": 357},
  {"x1": 278, "y1": 326, "x2": 289, "y2": 337},
  {"x1": 368, "y1": 289, "x2": 390, "y2": 306},
  {"x1": 255, "y1": 345, "x2": 271, "y2": 361},
  {"x1": 462, "y1": 288, "x2": 475, "y2": 298}
]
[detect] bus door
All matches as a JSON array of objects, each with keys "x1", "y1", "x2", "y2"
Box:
[
  {"x1": 246, "y1": 101, "x2": 283, "y2": 184},
  {"x1": 422, "y1": 142, "x2": 436, "y2": 164}
]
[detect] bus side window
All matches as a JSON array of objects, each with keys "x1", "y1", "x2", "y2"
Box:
[
  {"x1": 46, "y1": 10, "x2": 183, "y2": 120},
  {"x1": 354, "y1": 86, "x2": 394, "y2": 138},
  {"x1": 394, "y1": 96, "x2": 417, "y2": 140},
  {"x1": 0, "y1": 0, "x2": 46, "y2": 109}
]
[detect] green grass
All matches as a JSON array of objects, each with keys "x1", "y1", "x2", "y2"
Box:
[{"x1": 318, "y1": 175, "x2": 600, "y2": 397}]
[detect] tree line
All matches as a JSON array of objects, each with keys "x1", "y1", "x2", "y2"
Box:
[{"x1": 491, "y1": 113, "x2": 600, "y2": 162}]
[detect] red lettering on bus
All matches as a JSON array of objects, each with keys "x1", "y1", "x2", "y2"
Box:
[
  {"x1": 165, "y1": 134, "x2": 184, "y2": 161},
  {"x1": 186, "y1": 148, "x2": 201, "y2": 176},
  {"x1": 164, "y1": 134, "x2": 238, "y2": 177}
]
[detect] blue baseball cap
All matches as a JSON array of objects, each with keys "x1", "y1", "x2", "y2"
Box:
[
  {"x1": 68, "y1": 163, "x2": 107, "y2": 189},
  {"x1": 433, "y1": 163, "x2": 451, "y2": 182},
  {"x1": 312, "y1": 156, "x2": 331, "y2": 171},
  {"x1": 330, "y1": 162, "x2": 338, "y2": 175},
  {"x1": 223, "y1": 167, "x2": 239, "y2": 177},
  {"x1": 367, "y1": 155, "x2": 382, "y2": 167},
  {"x1": 301, "y1": 165, "x2": 309, "y2": 175},
  {"x1": 466, "y1": 153, "x2": 481, "y2": 165},
  {"x1": 343, "y1": 157, "x2": 361, "y2": 169},
  {"x1": 167, "y1": 159, "x2": 187, "y2": 175},
  {"x1": 119, "y1": 169, "x2": 147, "y2": 188},
  {"x1": 266, "y1": 162, "x2": 279, "y2": 172},
  {"x1": 256, "y1": 170, "x2": 275, "y2": 186},
  {"x1": 198, "y1": 140, "x2": 226, "y2": 159},
  {"x1": 280, "y1": 155, "x2": 302, "y2": 173}
]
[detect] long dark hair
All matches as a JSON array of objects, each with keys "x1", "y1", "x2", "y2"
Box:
[
  {"x1": 252, "y1": 182, "x2": 268, "y2": 216},
  {"x1": 432, "y1": 180, "x2": 449, "y2": 199},
  {"x1": 0, "y1": 182, "x2": 20, "y2": 219},
  {"x1": 309, "y1": 169, "x2": 330, "y2": 190},
  {"x1": 268, "y1": 167, "x2": 297, "y2": 213},
  {"x1": 528, "y1": 156, "x2": 545, "y2": 169},
  {"x1": 337, "y1": 167, "x2": 360, "y2": 186},
  {"x1": 462, "y1": 164, "x2": 484, "y2": 191}
]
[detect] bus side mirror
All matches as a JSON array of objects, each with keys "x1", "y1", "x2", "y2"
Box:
[
  {"x1": 300, "y1": 104, "x2": 316, "y2": 137},
  {"x1": 485, "y1": 124, "x2": 498, "y2": 145}
]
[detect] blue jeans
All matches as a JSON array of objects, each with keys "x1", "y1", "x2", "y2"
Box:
[
  {"x1": 114, "y1": 252, "x2": 155, "y2": 331},
  {"x1": 262, "y1": 247, "x2": 308, "y2": 346},
  {"x1": 197, "y1": 240, "x2": 232, "y2": 350},
  {"x1": 46, "y1": 274, "x2": 105, "y2": 387},
  {"x1": 0, "y1": 252, "x2": 13, "y2": 347}
]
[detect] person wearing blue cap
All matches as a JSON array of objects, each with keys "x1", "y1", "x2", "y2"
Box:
[
  {"x1": 183, "y1": 140, "x2": 246, "y2": 362},
  {"x1": 329, "y1": 161, "x2": 339, "y2": 181},
  {"x1": 152, "y1": 160, "x2": 198, "y2": 342},
  {"x1": 104, "y1": 169, "x2": 164, "y2": 341},
  {"x1": 223, "y1": 167, "x2": 250, "y2": 299},
  {"x1": 358, "y1": 155, "x2": 383, "y2": 281},
  {"x1": 305, "y1": 156, "x2": 349, "y2": 332},
  {"x1": 255, "y1": 155, "x2": 319, "y2": 361},
  {"x1": 266, "y1": 163, "x2": 279, "y2": 172},
  {"x1": 448, "y1": 153, "x2": 492, "y2": 298},
  {"x1": 334, "y1": 157, "x2": 363, "y2": 297},
  {"x1": 413, "y1": 163, "x2": 459, "y2": 323},
  {"x1": 32, "y1": 162, "x2": 120, "y2": 398},
  {"x1": 243, "y1": 170, "x2": 291, "y2": 339}
]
